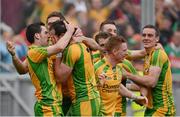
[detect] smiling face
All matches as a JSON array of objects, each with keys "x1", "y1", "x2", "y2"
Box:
[
  {"x1": 112, "y1": 42, "x2": 128, "y2": 62},
  {"x1": 105, "y1": 35, "x2": 127, "y2": 63},
  {"x1": 102, "y1": 24, "x2": 117, "y2": 36},
  {"x1": 142, "y1": 28, "x2": 158, "y2": 49}
]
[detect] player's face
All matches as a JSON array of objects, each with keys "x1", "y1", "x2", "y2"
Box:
[
  {"x1": 102, "y1": 24, "x2": 117, "y2": 36},
  {"x1": 98, "y1": 37, "x2": 109, "y2": 48},
  {"x1": 113, "y1": 43, "x2": 128, "y2": 62},
  {"x1": 142, "y1": 28, "x2": 158, "y2": 49},
  {"x1": 47, "y1": 16, "x2": 61, "y2": 29},
  {"x1": 39, "y1": 26, "x2": 49, "y2": 46},
  {"x1": 173, "y1": 31, "x2": 180, "y2": 46}
]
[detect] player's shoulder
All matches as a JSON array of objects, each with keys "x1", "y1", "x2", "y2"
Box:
[
  {"x1": 154, "y1": 49, "x2": 168, "y2": 58},
  {"x1": 94, "y1": 58, "x2": 106, "y2": 71},
  {"x1": 68, "y1": 42, "x2": 87, "y2": 50},
  {"x1": 152, "y1": 49, "x2": 168, "y2": 63}
]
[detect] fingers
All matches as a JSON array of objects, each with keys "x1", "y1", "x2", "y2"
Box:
[
  {"x1": 144, "y1": 96, "x2": 148, "y2": 106},
  {"x1": 136, "y1": 96, "x2": 148, "y2": 106},
  {"x1": 73, "y1": 27, "x2": 83, "y2": 37},
  {"x1": 99, "y1": 73, "x2": 105, "y2": 80},
  {"x1": 6, "y1": 41, "x2": 14, "y2": 51},
  {"x1": 50, "y1": 36, "x2": 58, "y2": 45},
  {"x1": 98, "y1": 73, "x2": 106, "y2": 86},
  {"x1": 63, "y1": 21, "x2": 75, "y2": 34},
  {"x1": 6, "y1": 41, "x2": 15, "y2": 56},
  {"x1": 155, "y1": 43, "x2": 164, "y2": 50}
]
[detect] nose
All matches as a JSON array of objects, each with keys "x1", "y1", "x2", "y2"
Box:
[{"x1": 111, "y1": 31, "x2": 116, "y2": 36}]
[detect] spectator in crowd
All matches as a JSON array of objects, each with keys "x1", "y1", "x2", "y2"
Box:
[
  {"x1": 0, "y1": 23, "x2": 27, "y2": 72},
  {"x1": 63, "y1": 3, "x2": 79, "y2": 26},
  {"x1": 165, "y1": 29, "x2": 180, "y2": 74},
  {"x1": 88, "y1": 0, "x2": 122, "y2": 30}
]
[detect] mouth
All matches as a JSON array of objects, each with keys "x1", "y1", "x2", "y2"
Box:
[{"x1": 143, "y1": 40, "x2": 151, "y2": 44}]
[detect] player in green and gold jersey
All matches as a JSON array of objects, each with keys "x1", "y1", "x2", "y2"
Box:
[
  {"x1": 7, "y1": 22, "x2": 74, "y2": 116},
  {"x1": 95, "y1": 35, "x2": 147, "y2": 116},
  {"x1": 93, "y1": 21, "x2": 146, "y2": 116},
  {"x1": 125, "y1": 25, "x2": 176, "y2": 116},
  {"x1": 51, "y1": 24, "x2": 102, "y2": 116}
]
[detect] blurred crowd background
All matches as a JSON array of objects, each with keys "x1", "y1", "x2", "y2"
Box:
[
  {"x1": 1, "y1": 0, "x2": 180, "y2": 116},
  {"x1": 0, "y1": 0, "x2": 180, "y2": 75}
]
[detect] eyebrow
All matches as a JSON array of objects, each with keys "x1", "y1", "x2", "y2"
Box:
[{"x1": 142, "y1": 33, "x2": 154, "y2": 35}]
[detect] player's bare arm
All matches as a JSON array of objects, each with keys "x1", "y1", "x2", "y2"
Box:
[
  {"x1": 125, "y1": 66, "x2": 161, "y2": 88},
  {"x1": 47, "y1": 21, "x2": 74, "y2": 56},
  {"x1": 6, "y1": 41, "x2": 28, "y2": 74}
]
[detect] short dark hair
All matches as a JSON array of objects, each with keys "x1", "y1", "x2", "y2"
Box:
[
  {"x1": 142, "y1": 25, "x2": 160, "y2": 37},
  {"x1": 46, "y1": 11, "x2": 66, "y2": 23},
  {"x1": 105, "y1": 35, "x2": 126, "y2": 52},
  {"x1": 95, "y1": 32, "x2": 112, "y2": 44},
  {"x1": 26, "y1": 22, "x2": 45, "y2": 44},
  {"x1": 100, "y1": 20, "x2": 116, "y2": 31},
  {"x1": 49, "y1": 21, "x2": 67, "y2": 37}
]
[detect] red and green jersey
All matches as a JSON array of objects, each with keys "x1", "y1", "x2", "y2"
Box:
[
  {"x1": 144, "y1": 48, "x2": 176, "y2": 116},
  {"x1": 164, "y1": 43, "x2": 180, "y2": 74},
  {"x1": 63, "y1": 43, "x2": 100, "y2": 103},
  {"x1": 27, "y1": 45, "x2": 62, "y2": 105}
]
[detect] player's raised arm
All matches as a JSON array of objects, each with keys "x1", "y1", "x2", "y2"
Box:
[{"x1": 6, "y1": 41, "x2": 28, "y2": 74}]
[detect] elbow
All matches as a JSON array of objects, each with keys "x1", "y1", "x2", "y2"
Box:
[
  {"x1": 54, "y1": 45, "x2": 65, "y2": 53},
  {"x1": 58, "y1": 45, "x2": 65, "y2": 52},
  {"x1": 146, "y1": 82, "x2": 156, "y2": 88},
  {"x1": 56, "y1": 46, "x2": 64, "y2": 53}
]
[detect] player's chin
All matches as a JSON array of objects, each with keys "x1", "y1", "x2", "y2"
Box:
[{"x1": 143, "y1": 44, "x2": 151, "y2": 49}]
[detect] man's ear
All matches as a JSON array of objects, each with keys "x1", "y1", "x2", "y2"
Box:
[
  {"x1": 34, "y1": 33, "x2": 40, "y2": 40},
  {"x1": 155, "y1": 36, "x2": 159, "y2": 42},
  {"x1": 112, "y1": 48, "x2": 117, "y2": 56}
]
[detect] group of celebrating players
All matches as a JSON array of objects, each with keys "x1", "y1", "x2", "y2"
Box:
[{"x1": 6, "y1": 11, "x2": 176, "y2": 116}]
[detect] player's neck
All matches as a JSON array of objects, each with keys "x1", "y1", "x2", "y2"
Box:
[
  {"x1": 145, "y1": 47, "x2": 154, "y2": 54},
  {"x1": 106, "y1": 55, "x2": 118, "y2": 68}
]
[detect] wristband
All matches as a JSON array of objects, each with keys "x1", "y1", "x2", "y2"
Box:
[{"x1": 56, "y1": 52, "x2": 62, "y2": 58}]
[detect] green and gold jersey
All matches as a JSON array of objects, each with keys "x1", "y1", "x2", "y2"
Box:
[
  {"x1": 144, "y1": 48, "x2": 176, "y2": 116},
  {"x1": 94, "y1": 57, "x2": 122, "y2": 116},
  {"x1": 27, "y1": 45, "x2": 62, "y2": 105},
  {"x1": 92, "y1": 50, "x2": 101, "y2": 63},
  {"x1": 63, "y1": 43, "x2": 99, "y2": 103},
  {"x1": 115, "y1": 59, "x2": 137, "y2": 115}
]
